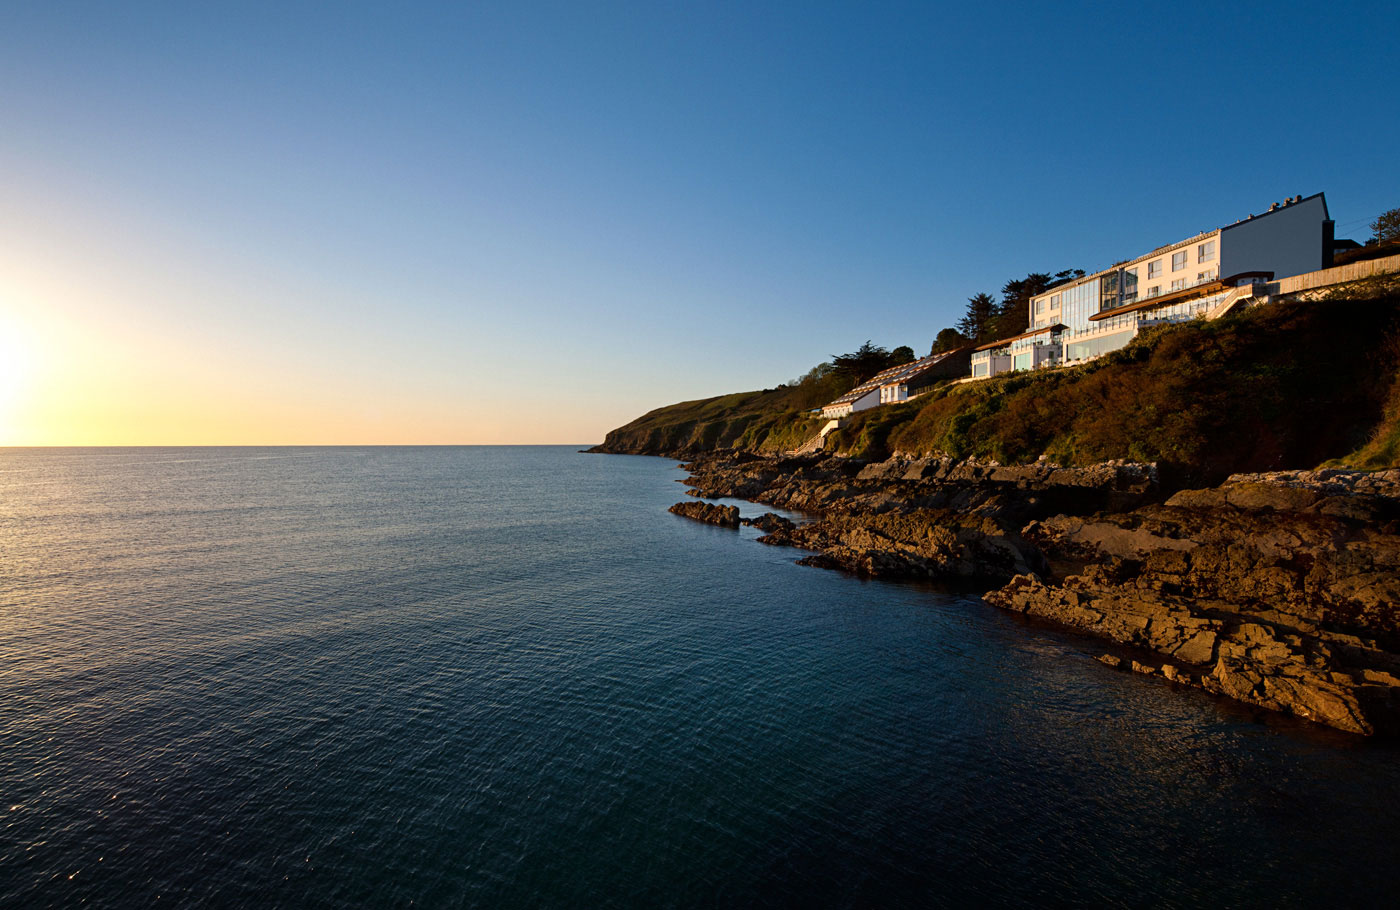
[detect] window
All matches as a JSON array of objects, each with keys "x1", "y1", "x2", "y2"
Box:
[
  {"x1": 1050, "y1": 294, "x2": 1061, "y2": 309},
  {"x1": 1198, "y1": 240, "x2": 1216, "y2": 263},
  {"x1": 1170, "y1": 278, "x2": 1187, "y2": 291},
  {"x1": 1197, "y1": 270, "x2": 1216, "y2": 283},
  {"x1": 1147, "y1": 285, "x2": 1160, "y2": 297},
  {"x1": 1147, "y1": 260, "x2": 1162, "y2": 278},
  {"x1": 1172, "y1": 251, "x2": 1187, "y2": 271},
  {"x1": 1035, "y1": 300, "x2": 1045, "y2": 315}
]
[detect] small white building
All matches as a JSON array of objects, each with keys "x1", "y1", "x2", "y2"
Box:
[
  {"x1": 820, "y1": 386, "x2": 881, "y2": 419},
  {"x1": 821, "y1": 349, "x2": 973, "y2": 417}
]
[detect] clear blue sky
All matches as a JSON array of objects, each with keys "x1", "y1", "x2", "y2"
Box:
[{"x1": 2, "y1": 1, "x2": 1396, "y2": 443}]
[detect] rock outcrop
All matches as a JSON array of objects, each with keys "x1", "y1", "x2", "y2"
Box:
[
  {"x1": 668, "y1": 501, "x2": 740, "y2": 528},
  {"x1": 988, "y1": 469, "x2": 1400, "y2": 735},
  {"x1": 758, "y1": 509, "x2": 1042, "y2": 582},
  {"x1": 741, "y1": 512, "x2": 795, "y2": 534},
  {"x1": 671, "y1": 453, "x2": 1400, "y2": 736}
]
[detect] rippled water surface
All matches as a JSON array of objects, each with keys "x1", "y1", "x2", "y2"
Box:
[{"x1": 2, "y1": 447, "x2": 1398, "y2": 907}]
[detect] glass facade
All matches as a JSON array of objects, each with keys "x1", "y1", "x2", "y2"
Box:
[
  {"x1": 1058, "y1": 278, "x2": 1101, "y2": 332},
  {"x1": 1012, "y1": 352, "x2": 1032, "y2": 371},
  {"x1": 972, "y1": 361, "x2": 988, "y2": 377},
  {"x1": 1100, "y1": 271, "x2": 1120, "y2": 312},
  {"x1": 1065, "y1": 329, "x2": 1135, "y2": 361},
  {"x1": 1137, "y1": 291, "x2": 1226, "y2": 323}
]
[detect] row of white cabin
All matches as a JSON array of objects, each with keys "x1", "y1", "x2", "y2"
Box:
[{"x1": 819, "y1": 348, "x2": 972, "y2": 420}]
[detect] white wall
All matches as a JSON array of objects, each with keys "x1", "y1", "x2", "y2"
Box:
[
  {"x1": 851, "y1": 388, "x2": 882, "y2": 413},
  {"x1": 1220, "y1": 195, "x2": 1328, "y2": 281}
]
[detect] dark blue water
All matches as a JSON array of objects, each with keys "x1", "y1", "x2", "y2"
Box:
[{"x1": 1, "y1": 447, "x2": 1397, "y2": 907}]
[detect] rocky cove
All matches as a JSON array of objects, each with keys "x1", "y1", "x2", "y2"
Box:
[{"x1": 663, "y1": 451, "x2": 1400, "y2": 736}]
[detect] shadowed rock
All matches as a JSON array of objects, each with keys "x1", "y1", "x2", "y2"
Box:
[
  {"x1": 672, "y1": 453, "x2": 1400, "y2": 735},
  {"x1": 668, "y1": 501, "x2": 740, "y2": 528}
]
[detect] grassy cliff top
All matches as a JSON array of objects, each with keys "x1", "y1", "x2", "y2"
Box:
[{"x1": 597, "y1": 287, "x2": 1400, "y2": 481}]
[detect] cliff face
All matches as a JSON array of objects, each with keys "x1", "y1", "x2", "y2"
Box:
[
  {"x1": 590, "y1": 389, "x2": 823, "y2": 457},
  {"x1": 597, "y1": 294, "x2": 1400, "y2": 477}
]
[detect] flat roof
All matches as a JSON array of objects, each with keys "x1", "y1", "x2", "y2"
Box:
[
  {"x1": 974, "y1": 324, "x2": 1065, "y2": 351},
  {"x1": 1088, "y1": 280, "x2": 1228, "y2": 321}
]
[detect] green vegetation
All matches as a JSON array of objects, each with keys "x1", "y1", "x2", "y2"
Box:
[
  {"x1": 827, "y1": 294, "x2": 1400, "y2": 481},
  {"x1": 956, "y1": 270, "x2": 1085, "y2": 345},
  {"x1": 933, "y1": 328, "x2": 968, "y2": 353},
  {"x1": 593, "y1": 340, "x2": 917, "y2": 455},
  {"x1": 1373, "y1": 205, "x2": 1400, "y2": 244},
  {"x1": 830, "y1": 341, "x2": 914, "y2": 385},
  {"x1": 599, "y1": 289, "x2": 1400, "y2": 481}
]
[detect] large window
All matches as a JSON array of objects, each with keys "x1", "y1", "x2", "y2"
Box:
[
  {"x1": 1197, "y1": 269, "x2": 1216, "y2": 283},
  {"x1": 1198, "y1": 240, "x2": 1216, "y2": 263},
  {"x1": 1122, "y1": 267, "x2": 1138, "y2": 302},
  {"x1": 1172, "y1": 251, "x2": 1187, "y2": 271},
  {"x1": 1012, "y1": 352, "x2": 1032, "y2": 371},
  {"x1": 1100, "y1": 270, "x2": 1120, "y2": 312},
  {"x1": 973, "y1": 362, "x2": 988, "y2": 377},
  {"x1": 1147, "y1": 259, "x2": 1162, "y2": 278},
  {"x1": 1171, "y1": 278, "x2": 1187, "y2": 291},
  {"x1": 1065, "y1": 330, "x2": 1134, "y2": 361},
  {"x1": 1058, "y1": 278, "x2": 1101, "y2": 333}
]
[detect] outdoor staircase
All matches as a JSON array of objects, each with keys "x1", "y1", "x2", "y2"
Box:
[
  {"x1": 785, "y1": 419, "x2": 843, "y2": 456},
  {"x1": 1205, "y1": 282, "x2": 1262, "y2": 320}
]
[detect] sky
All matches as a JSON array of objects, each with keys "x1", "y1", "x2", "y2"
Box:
[{"x1": 1, "y1": 1, "x2": 1397, "y2": 445}]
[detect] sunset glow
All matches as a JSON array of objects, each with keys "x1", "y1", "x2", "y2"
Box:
[{"x1": 1, "y1": 3, "x2": 1395, "y2": 445}]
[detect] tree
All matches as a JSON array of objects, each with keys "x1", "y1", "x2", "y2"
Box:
[
  {"x1": 1372, "y1": 206, "x2": 1400, "y2": 244},
  {"x1": 830, "y1": 341, "x2": 895, "y2": 385},
  {"x1": 890, "y1": 345, "x2": 915, "y2": 365},
  {"x1": 957, "y1": 293, "x2": 997, "y2": 343},
  {"x1": 931, "y1": 328, "x2": 968, "y2": 353},
  {"x1": 995, "y1": 272, "x2": 1055, "y2": 338},
  {"x1": 989, "y1": 270, "x2": 1082, "y2": 342}
]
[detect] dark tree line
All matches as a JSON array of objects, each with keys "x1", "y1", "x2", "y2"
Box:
[
  {"x1": 780, "y1": 341, "x2": 917, "y2": 404},
  {"x1": 947, "y1": 269, "x2": 1084, "y2": 347},
  {"x1": 830, "y1": 341, "x2": 915, "y2": 385}
]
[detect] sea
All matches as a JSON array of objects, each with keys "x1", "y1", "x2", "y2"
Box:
[{"x1": 2, "y1": 446, "x2": 1398, "y2": 908}]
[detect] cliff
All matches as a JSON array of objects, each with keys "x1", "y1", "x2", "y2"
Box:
[{"x1": 597, "y1": 292, "x2": 1400, "y2": 479}]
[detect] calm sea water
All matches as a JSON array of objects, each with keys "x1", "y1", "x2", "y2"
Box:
[{"x1": 2, "y1": 446, "x2": 1397, "y2": 908}]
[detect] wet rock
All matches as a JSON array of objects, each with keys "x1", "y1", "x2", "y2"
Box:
[
  {"x1": 668, "y1": 501, "x2": 740, "y2": 528},
  {"x1": 675, "y1": 452, "x2": 1400, "y2": 736},
  {"x1": 742, "y1": 512, "x2": 796, "y2": 534}
]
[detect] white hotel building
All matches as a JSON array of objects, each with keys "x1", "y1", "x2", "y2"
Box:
[{"x1": 970, "y1": 193, "x2": 1338, "y2": 378}]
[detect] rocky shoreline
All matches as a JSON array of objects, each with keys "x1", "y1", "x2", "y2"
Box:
[{"x1": 664, "y1": 451, "x2": 1400, "y2": 736}]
